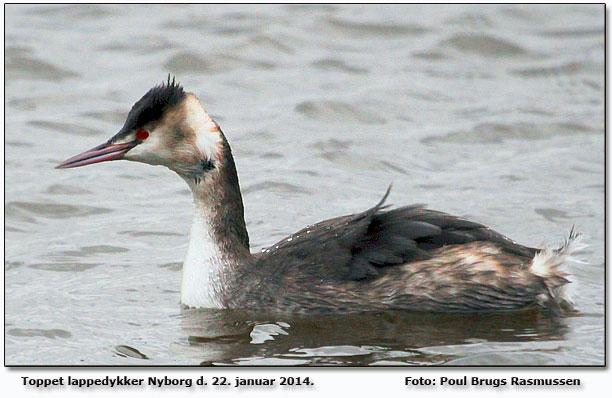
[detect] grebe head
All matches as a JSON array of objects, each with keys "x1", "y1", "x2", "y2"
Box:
[{"x1": 56, "y1": 77, "x2": 224, "y2": 183}]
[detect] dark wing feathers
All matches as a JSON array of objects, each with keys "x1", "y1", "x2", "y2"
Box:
[
  {"x1": 263, "y1": 191, "x2": 537, "y2": 282},
  {"x1": 349, "y1": 202, "x2": 538, "y2": 280}
]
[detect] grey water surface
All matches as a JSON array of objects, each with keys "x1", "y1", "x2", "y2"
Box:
[{"x1": 4, "y1": 4, "x2": 604, "y2": 365}]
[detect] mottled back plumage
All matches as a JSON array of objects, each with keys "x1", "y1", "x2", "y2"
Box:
[
  {"x1": 257, "y1": 187, "x2": 537, "y2": 282},
  {"x1": 248, "y1": 188, "x2": 577, "y2": 315}
]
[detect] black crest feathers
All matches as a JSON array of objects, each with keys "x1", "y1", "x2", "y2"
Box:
[{"x1": 115, "y1": 75, "x2": 186, "y2": 138}]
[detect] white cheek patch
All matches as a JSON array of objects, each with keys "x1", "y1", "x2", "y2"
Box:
[
  {"x1": 124, "y1": 129, "x2": 173, "y2": 166},
  {"x1": 195, "y1": 122, "x2": 223, "y2": 161},
  {"x1": 183, "y1": 96, "x2": 223, "y2": 162}
]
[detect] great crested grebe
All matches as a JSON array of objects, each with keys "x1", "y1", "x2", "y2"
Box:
[{"x1": 57, "y1": 77, "x2": 582, "y2": 315}]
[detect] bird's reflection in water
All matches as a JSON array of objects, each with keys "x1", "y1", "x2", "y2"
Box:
[{"x1": 173, "y1": 308, "x2": 569, "y2": 365}]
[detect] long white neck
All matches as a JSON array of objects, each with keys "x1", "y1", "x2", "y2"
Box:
[
  {"x1": 178, "y1": 132, "x2": 251, "y2": 309},
  {"x1": 180, "y1": 206, "x2": 229, "y2": 308}
]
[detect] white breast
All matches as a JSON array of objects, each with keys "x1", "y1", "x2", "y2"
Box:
[{"x1": 180, "y1": 210, "x2": 227, "y2": 309}]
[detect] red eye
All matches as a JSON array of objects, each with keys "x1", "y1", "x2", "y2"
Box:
[{"x1": 136, "y1": 130, "x2": 149, "y2": 140}]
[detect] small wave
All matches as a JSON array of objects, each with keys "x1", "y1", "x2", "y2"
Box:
[
  {"x1": 159, "y1": 262, "x2": 182, "y2": 271},
  {"x1": 512, "y1": 61, "x2": 586, "y2": 77},
  {"x1": 535, "y1": 208, "x2": 571, "y2": 222},
  {"x1": 5, "y1": 201, "x2": 111, "y2": 220},
  {"x1": 6, "y1": 51, "x2": 78, "y2": 81},
  {"x1": 247, "y1": 35, "x2": 295, "y2": 54},
  {"x1": 232, "y1": 357, "x2": 310, "y2": 366},
  {"x1": 29, "y1": 120, "x2": 103, "y2": 136},
  {"x1": 165, "y1": 51, "x2": 274, "y2": 74},
  {"x1": 243, "y1": 182, "x2": 310, "y2": 195},
  {"x1": 119, "y1": 230, "x2": 182, "y2": 237},
  {"x1": 442, "y1": 33, "x2": 526, "y2": 57},
  {"x1": 311, "y1": 58, "x2": 368, "y2": 74},
  {"x1": 284, "y1": 4, "x2": 337, "y2": 12},
  {"x1": 445, "y1": 12, "x2": 493, "y2": 28},
  {"x1": 8, "y1": 328, "x2": 72, "y2": 339},
  {"x1": 288, "y1": 345, "x2": 377, "y2": 357},
  {"x1": 310, "y1": 138, "x2": 352, "y2": 152},
  {"x1": 56, "y1": 245, "x2": 130, "y2": 257},
  {"x1": 445, "y1": 352, "x2": 554, "y2": 366},
  {"x1": 115, "y1": 345, "x2": 149, "y2": 360},
  {"x1": 5, "y1": 140, "x2": 33, "y2": 148},
  {"x1": 250, "y1": 323, "x2": 289, "y2": 344},
  {"x1": 318, "y1": 151, "x2": 407, "y2": 174},
  {"x1": 29, "y1": 262, "x2": 101, "y2": 272},
  {"x1": 538, "y1": 28, "x2": 603, "y2": 38},
  {"x1": 422, "y1": 122, "x2": 597, "y2": 144},
  {"x1": 45, "y1": 184, "x2": 92, "y2": 195},
  {"x1": 24, "y1": 4, "x2": 111, "y2": 18},
  {"x1": 412, "y1": 51, "x2": 447, "y2": 60},
  {"x1": 5, "y1": 261, "x2": 24, "y2": 270},
  {"x1": 81, "y1": 111, "x2": 129, "y2": 124},
  {"x1": 164, "y1": 51, "x2": 230, "y2": 74},
  {"x1": 101, "y1": 36, "x2": 174, "y2": 53},
  {"x1": 260, "y1": 152, "x2": 283, "y2": 159},
  {"x1": 7, "y1": 97, "x2": 37, "y2": 111},
  {"x1": 326, "y1": 17, "x2": 429, "y2": 37},
  {"x1": 295, "y1": 100, "x2": 385, "y2": 125}
]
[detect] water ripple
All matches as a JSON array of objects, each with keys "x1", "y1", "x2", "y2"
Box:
[
  {"x1": 115, "y1": 345, "x2": 149, "y2": 360},
  {"x1": 8, "y1": 328, "x2": 72, "y2": 339},
  {"x1": 29, "y1": 262, "x2": 102, "y2": 272},
  {"x1": 325, "y1": 17, "x2": 430, "y2": 37},
  {"x1": 6, "y1": 201, "x2": 111, "y2": 220},
  {"x1": 311, "y1": 58, "x2": 368, "y2": 74},
  {"x1": 243, "y1": 182, "x2": 311, "y2": 196},
  {"x1": 442, "y1": 33, "x2": 527, "y2": 57},
  {"x1": 6, "y1": 50, "x2": 78, "y2": 81},
  {"x1": 29, "y1": 120, "x2": 104, "y2": 136},
  {"x1": 422, "y1": 122, "x2": 597, "y2": 144},
  {"x1": 512, "y1": 61, "x2": 587, "y2": 77},
  {"x1": 295, "y1": 100, "x2": 385, "y2": 124}
]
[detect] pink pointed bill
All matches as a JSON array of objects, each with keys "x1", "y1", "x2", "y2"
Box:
[{"x1": 56, "y1": 141, "x2": 137, "y2": 169}]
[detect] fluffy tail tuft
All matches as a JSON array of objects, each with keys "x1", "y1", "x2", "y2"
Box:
[{"x1": 530, "y1": 226, "x2": 586, "y2": 311}]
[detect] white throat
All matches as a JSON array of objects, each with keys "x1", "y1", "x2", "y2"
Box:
[{"x1": 180, "y1": 207, "x2": 228, "y2": 309}]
